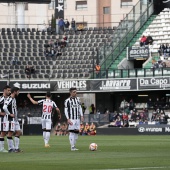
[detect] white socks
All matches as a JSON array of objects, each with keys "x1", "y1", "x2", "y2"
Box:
[
  {"x1": 14, "y1": 136, "x2": 20, "y2": 150},
  {"x1": 43, "y1": 131, "x2": 50, "y2": 145},
  {"x1": 69, "y1": 132, "x2": 75, "y2": 148},
  {"x1": 7, "y1": 137, "x2": 14, "y2": 150},
  {"x1": 0, "y1": 137, "x2": 4, "y2": 150}
]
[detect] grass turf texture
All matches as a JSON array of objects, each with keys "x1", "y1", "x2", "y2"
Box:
[{"x1": 0, "y1": 135, "x2": 170, "y2": 170}]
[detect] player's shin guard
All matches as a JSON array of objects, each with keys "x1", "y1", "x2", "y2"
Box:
[
  {"x1": 0, "y1": 137, "x2": 5, "y2": 150},
  {"x1": 7, "y1": 137, "x2": 14, "y2": 150},
  {"x1": 69, "y1": 132, "x2": 75, "y2": 148},
  {"x1": 14, "y1": 136, "x2": 20, "y2": 149}
]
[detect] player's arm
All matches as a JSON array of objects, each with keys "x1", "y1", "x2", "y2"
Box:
[
  {"x1": 56, "y1": 107, "x2": 61, "y2": 120},
  {"x1": 27, "y1": 93, "x2": 38, "y2": 105},
  {"x1": 64, "y1": 100, "x2": 73, "y2": 125},
  {"x1": 78, "y1": 99, "x2": 84, "y2": 122},
  {"x1": 3, "y1": 98, "x2": 15, "y2": 118}
]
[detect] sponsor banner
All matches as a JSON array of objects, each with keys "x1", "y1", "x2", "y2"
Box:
[
  {"x1": 27, "y1": 117, "x2": 42, "y2": 124},
  {"x1": 0, "y1": 81, "x2": 7, "y2": 91},
  {"x1": 138, "y1": 125, "x2": 170, "y2": 133},
  {"x1": 90, "y1": 79, "x2": 137, "y2": 91},
  {"x1": 9, "y1": 81, "x2": 51, "y2": 91},
  {"x1": 55, "y1": 0, "x2": 64, "y2": 19},
  {"x1": 127, "y1": 46, "x2": 149, "y2": 60},
  {"x1": 51, "y1": 80, "x2": 88, "y2": 91},
  {"x1": 138, "y1": 77, "x2": 170, "y2": 89}
]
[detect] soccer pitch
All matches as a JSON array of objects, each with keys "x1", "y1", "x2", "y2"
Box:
[{"x1": 0, "y1": 135, "x2": 170, "y2": 170}]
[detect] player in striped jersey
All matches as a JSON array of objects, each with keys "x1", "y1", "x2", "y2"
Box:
[
  {"x1": 0, "y1": 85, "x2": 11, "y2": 152},
  {"x1": 64, "y1": 87, "x2": 84, "y2": 151},
  {"x1": 3, "y1": 87, "x2": 20, "y2": 153},
  {"x1": 27, "y1": 91, "x2": 61, "y2": 147}
]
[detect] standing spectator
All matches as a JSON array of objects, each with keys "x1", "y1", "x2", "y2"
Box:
[
  {"x1": 64, "y1": 19, "x2": 70, "y2": 29},
  {"x1": 58, "y1": 18, "x2": 65, "y2": 34},
  {"x1": 95, "y1": 63, "x2": 101, "y2": 78},
  {"x1": 129, "y1": 99, "x2": 135, "y2": 111},
  {"x1": 145, "y1": 34, "x2": 154, "y2": 45},
  {"x1": 89, "y1": 104, "x2": 96, "y2": 121},
  {"x1": 81, "y1": 103, "x2": 86, "y2": 115},
  {"x1": 140, "y1": 35, "x2": 147, "y2": 47},
  {"x1": 71, "y1": 18, "x2": 76, "y2": 33}
]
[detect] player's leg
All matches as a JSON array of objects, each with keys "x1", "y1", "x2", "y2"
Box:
[
  {"x1": 7, "y1": 131, "x2": 15, "y2": 152},
  {"x1": 73, "y1": 119, "x2": 80, "y2": 150},
  {"x1": 45, "y1": 119, "x2": 52, "y2": 147},
  {"x1": 42, "y1": 119, "x2": 48, "y2": 147},
  {"x1": 0, "y1": 117, "x2": 8, "y2": 152},
  {"x1": 14, "y1": 121, "x2": 23, "y2": 153}
]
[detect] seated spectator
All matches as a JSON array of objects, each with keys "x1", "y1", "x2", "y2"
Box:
[
  {"x1": 158, "y1": 44, "x2": 166, "y2": 57},
  {"x1": 109, "y1": 116, "x2": 122, "y2": 127},
  {"x1": 140, "y1": 35, "x2": 147, "y2": 47},
  {"x1": 164, "y1": 43, "x2": 170, "y2": 58},
  {"x1": 77, "y1": 24, "x2": 84, "y2": 32},
  {"x1": 79, "y1": 122, "x2": 84, "y2": 135},
  {"x1": 89, "y1": 122, "x2": 96, "y2": 135},
  {"x1": 63, "y1": 35, "x2": 68, "y2": 47},
  {"x1": 122, "y1": 112, "x2": 128, "y2": 124},
  {"x1": 25, "y1": 65, "x2": 31, "y2": 78},
  {"x1": 44, "y1": 47, "x2": 51, "y2": 57},
  {"x1": 50, "y1": 47, "x2": 57, "y2": 57},
  {"x1": 11, "y1": 56, "x2": 18, "y2": 65},
  {"x1": 55, "y1": 123, "x2": 61, "y2": 136},
  {"x1": 30, "y1": 66, "x2": 35, "y2": 74},
  {"x1": 145, "y1": 34, "x2": 154, "y2": 45},
  {"x1": 83, "y1": 122, "x2": 90, "y2": 135},
  {"x1": 60, "y1": 123, "x2": 68, "y2": 136}
]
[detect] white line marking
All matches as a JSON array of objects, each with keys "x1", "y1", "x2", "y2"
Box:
[{"x1": 102, "y1": 166, "x2": 170, "y2": 170}]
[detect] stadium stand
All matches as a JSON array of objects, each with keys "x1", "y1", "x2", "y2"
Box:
[{"x1": 0, "y1": 27, "x2": 114, "y2": 79}]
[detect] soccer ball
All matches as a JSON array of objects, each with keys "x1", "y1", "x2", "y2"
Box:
[{"x1": 89, "y1": 143, "x2": 98, "y2": 151}]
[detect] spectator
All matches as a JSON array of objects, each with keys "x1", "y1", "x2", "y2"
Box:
[
  {"x1": 64, "y1": 19, "x2": 70, "y2": 29},
  {"x1": 79, "y1": 122, "x2": 84, "y2": 135},
  {"x1": 147, "y1": 98, "x2": 153, "y2": 109},
  {"x1": 44, "y1": 47, "x2": 51, "y2": 57},
  {"x1": 71, "y1": 18, "x2": 76, "y2": 33},
  {"x1": 77, "y1": 24, "x2": 84, "y2": 33},
  {"x1": 89, "y1": 104, "x2": 96, "y2": 120},
  {"x1": 95, "y1": 63, "x2": 101, "y2": 78},
  {"x1": 11, "y1": 56, "x2": 18, "y2": 65},
  {"x1": 50, "y1": 47, "x2": 57, "y2": 57},
  {"x1": 81, "y1": 103, "x2": 86, "y2": 114},
  {"x1": 140, "y1": 35, "x2": 147, "y2": 47},
  {"x1": 158, "y1": 44, "x2": 166, "y2": 56},
  {"x1": 30, "y1": 66, "x2": 35, "y2": 74},
  {"x1": 63, "y1": 35, "x2": 68, "y2": 47},
  {"x1": 89, "y1": 122, "x2": 96, "y2": 135},
  {"x1": 129, "y1": 99, "x2": 135, "y2": 111},
  {"x1": 61, "y1": 123, "x2": 68, "y2": 136},
  {"x1": 58, "y1": 18, "x2": 65, "y2": 34},
  {"x1": 25, "y1": 65, "x2": 31, "y2": 78},
  {"x1": 145, "y1": 34, "x2": 154, "y2": 45},
  {"x1": 83, "y1": 122, "x2": 90, "y2": 135},
  {"x1": 55, "y1": 123, "x2": 61, "y2": 136}
]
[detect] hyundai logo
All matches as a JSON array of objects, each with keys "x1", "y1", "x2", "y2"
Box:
[{"x1": 138, "y1": 127, "x2": 145, "y2": 133}]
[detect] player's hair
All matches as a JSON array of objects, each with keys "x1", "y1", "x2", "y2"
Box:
[
  {"x1": 11, "y1": 87, "x2": 20, "y2": 93},
  {"x1": 3, "y1": 85, "x2": 11, "y2": 90},
  {"x1": 69, "y1": 87, "x2": 77, "y2": 92},
  {"x1": 46, "y1": 91, "x2": 51, "y2": 97}
]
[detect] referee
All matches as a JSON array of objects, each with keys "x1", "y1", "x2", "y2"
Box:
[{"x1": 64, "y1": 87, "x2": 84, "y2": 151}]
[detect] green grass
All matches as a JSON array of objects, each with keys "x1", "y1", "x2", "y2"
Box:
[{"x1": 1, "y1": 135, "x2": 170, "y2": 170}]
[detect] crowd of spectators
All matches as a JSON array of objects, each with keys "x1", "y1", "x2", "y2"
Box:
[
  {"x1": 79, "y1": 122, "x2": 96, "y2": 136},
  {"x1": 109, "y1": 97, "x2": 170, "y2": 127},
  {"x1": 44, "y1": 36, "x2": 68, "y2": 57},
  {"x1": 55, "y1": 122, "x2": 68, "y2": 136}
]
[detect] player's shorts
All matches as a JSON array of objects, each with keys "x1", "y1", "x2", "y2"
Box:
[
  {"x1": 15, "y1": 121, "x2": 21, "y2": 131},
  {"x1": 2, "y1": 115, "x2": 15, "y2": 132},
  {"x1": 68, "y1": 119, "x2": 80, "y2": 131},
  {"x1": 0, "y1": 117, "x2": 3, "y2": 132},
  {"x1": 41, "y1": 119, "x2": 52, "y2": 130}
]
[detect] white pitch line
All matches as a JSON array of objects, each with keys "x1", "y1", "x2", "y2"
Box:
[{"x1": 102, "y1": 166, "x2": 170, "y2": 170}]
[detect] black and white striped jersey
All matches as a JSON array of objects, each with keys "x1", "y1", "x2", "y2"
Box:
[
  {"x1": 0, "y1": 95, "x2": 7, "y2": 118},
  {"x1": 64, "y1": 97, "x2": 83, "y2": 120},
  {"x1": 3, "y1": 96, "x2": 17, "y2": 121},
  {"x1": 38, "y1": 99, "x2": 57, "y2": 119}
]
